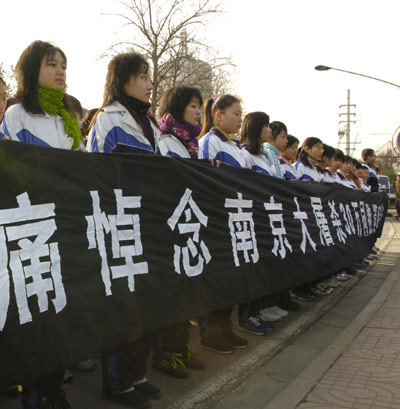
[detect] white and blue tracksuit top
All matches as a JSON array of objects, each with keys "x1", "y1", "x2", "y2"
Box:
[
  {"x1": 337, "y1": 172, "x2": 357, "y2": 189},
  {"x1": 198, "y1": 128, "x2": 246, "y2": 168},
  {"x1": 157, "y1": 133, "x2": 191, "y2": 158},
  {"x1": 294, "y1": 161, "x2": 322, "y2": 182},
  {"x1": 87, "y1": 100, "x2": 160, "y2": 154},
  {"x1": 1, "y1": 103, "x2": 74, "y2": 149},
  {"x1": 279, "y1": 158, "x2": 298, "y2": 180},
  {"x1": 241, "y1": 147, "x2": 272, "y2": 176},
  {"x1": 320, "y1": 169, "x2": 336, "y2": 183}
]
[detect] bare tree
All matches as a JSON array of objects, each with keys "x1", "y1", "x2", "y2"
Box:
[
  {"x1": 103, "y1": 0, "x2": 234, "y2": 111},
  {"x1": 0, "y1": 63, "x2": 16, "y2": 96},
  {"x1": 376, "y1": 147, "x2": 400, "y2": 173}
]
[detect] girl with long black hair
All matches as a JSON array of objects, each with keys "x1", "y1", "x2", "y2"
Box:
[{"x1": 87, "y1": 52, "x2": 161, "y2": 409}]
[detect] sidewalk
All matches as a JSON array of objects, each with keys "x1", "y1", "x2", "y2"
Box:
[
  {"x1": 0, "y1": 216, "x2": 395, "y2": 409},
  {"x1": 264, "y1": 214, "x2": 400, "y2": 409}
]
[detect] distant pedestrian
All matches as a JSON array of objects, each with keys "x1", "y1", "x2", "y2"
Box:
[{"x1": 395, "y1": 175, "x2": 400, "y2": 217}]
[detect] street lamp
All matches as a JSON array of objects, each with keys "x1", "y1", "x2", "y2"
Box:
[
  {"x1": 315, "y1": 65, "x2": 400, "y2": 155},
  {"x1": 314, "y1": 65, "x2": 400, "y2": 89}
]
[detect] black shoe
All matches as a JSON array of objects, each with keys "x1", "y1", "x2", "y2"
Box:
[
  {"x1": 0, "y1": 385, "x2": 20, "y2": 396},
  {"x1": 346, "y1": 266, "x2": 357, "y2": 276},
  {"x1": 290, "y1": 290, "x2": 316, "y2": 302},
  {"x1": 223, "y1": 331, "x2": 248, "y2": 349},
  {"x1": 40, "y1": 391, "x2": 71, "y2": 409},
  {"x1": 152, "y1": 351, "x2": 189, "y2": 379},
  {"x1": 53, "y1": 393, "x2": 72, "y2": 409},
  {"x1": 201, "y1": 335, "x2": 235, "y2": 354},
  {"x1": 133, "y1": 382, "x2": 162, "y2": 400},
  {"x1": 278, "y1": 300, "x2": 302, "y2": 311},
  {"x1": 103, "y1": 390, "x2": 151, "y2": 409}
]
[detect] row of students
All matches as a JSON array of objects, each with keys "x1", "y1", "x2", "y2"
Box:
[{"x1": 0, "y1": 40, "x2": 381, "y2": 409}]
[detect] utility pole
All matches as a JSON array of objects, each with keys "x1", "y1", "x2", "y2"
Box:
[{"x1": 338, "y1": 89, "x2": 357, "y2": 155}]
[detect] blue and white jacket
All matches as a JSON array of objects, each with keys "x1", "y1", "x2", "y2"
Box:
[
  {"x1": 318, "y1": 167, "x2": 336, "y2": 183},
  {"x1": 294, "y1": 161, "x2": 322, "y2": 182},
  {"x1": 157, "y1": 134, "x2": 191, "y2": 158},
  {"x1": 198, "y1": 128, "x2": 246, "y2": 168},
  {"x1": 337, "y1": 171, "x2": 357, "y2": 189},
  {"x1": 279, "y1": 158, "x2": 298, "y2": 180},
  {"x1": 87, "y1": 101, "x2": 160, "y2": 154},
  {"x1": 241, "y1": 146, "x2": 272, "y2": 176},
  {"x1": 1, "y1": 103, "x2": 74, "y2": 149}
]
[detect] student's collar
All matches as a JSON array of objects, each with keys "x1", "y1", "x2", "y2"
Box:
[
  {"x1": 213, "y1": 127, "x2": 231, "y2": 141},
  {"x1": 307, "y1": 157, "x2": 318, "y2": 167}
]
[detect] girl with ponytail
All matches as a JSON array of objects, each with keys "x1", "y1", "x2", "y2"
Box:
[
  {"x1": 294, "y1": 137, "x2": 324, "y2": 182},
  {"x1": 197, "y1": 95, "x2": 250, "y2": 353},
  {"x1": 198, "y1": 95, "x2": 246, "y2": 167}
]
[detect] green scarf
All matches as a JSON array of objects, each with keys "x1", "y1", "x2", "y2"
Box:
[{"x1": 37, "y1": 85, "x2": 82, "y2": 149}]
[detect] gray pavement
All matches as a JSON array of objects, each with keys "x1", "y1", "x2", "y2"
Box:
[{"x1": 0, "y1": 215, "x2": 396, "y2": 409}]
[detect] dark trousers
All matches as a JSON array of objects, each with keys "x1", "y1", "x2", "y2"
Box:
[
  {"x1": 21, "y1": 371, "x2": 65, "y2": 409},
  {"x1": 101, "y1": 335, "x2": 153, "y2": 394},
  {"x1": 199, "y1": 307, "x2": 233, "y2": 339},
  {"x1": 155, "y1": 320, "x2": 190, "y2": 357}
]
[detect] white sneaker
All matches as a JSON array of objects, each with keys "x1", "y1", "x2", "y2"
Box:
[
  {"x1": 259, "y1": 307, "x2": 281, "y2": 322},
  {"x1": 336, "y1": 272, "x2": 350, "y2": 282},
  {"x1": 271, "y1": 305, "x2": 288, "y2": 318}
]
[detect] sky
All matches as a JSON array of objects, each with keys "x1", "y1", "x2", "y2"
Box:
[{"x1": 2, "y1": 0, "x2": 400, "y2": 158}]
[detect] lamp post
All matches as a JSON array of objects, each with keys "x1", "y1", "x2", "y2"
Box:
[
  {"x1": 315, "y1": 65, "x2": 400, "y2": 155},
  {"x1": 314, "y1": 65, "x2": 400, "y2": 89}
]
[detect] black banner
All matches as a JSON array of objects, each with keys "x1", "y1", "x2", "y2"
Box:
[{"x1": 0, "y1": 141, "x2": 387, "y2": 386}]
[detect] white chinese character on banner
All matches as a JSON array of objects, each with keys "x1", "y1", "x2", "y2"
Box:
[
  {"x1": 311, "y1": 197, "x2": 334, "y2": 246},
  {"x1": 372, "y1": 204, "x2": 378, "y2": 230},
  {"x1": 86, "y1": 189, "x2": 148, "y2": 295},
  {"x1": 378, "y1": 204, "x2": 385, "y2": 226},
  {"x1": 0, "y1": 192, "x2": 66, "y2": 330},
  {"x1": 358, "y1": 201, "x2": 369, "y2": 236},
  {"x1": 351, "y1": 201, "x2": 362, "y2": 236},
  {"x1": 225, "y1": 193, "x2": 259, "y2": 266},
  {"x1": 292, "y1": 197, "x2": 317, "y2": 254},
  {"x1": 167, "y1": 188, "x2": 211, "y2": 277},
  {"x1": 264, "y1": 196, "x2": 292, "y2": 259},
  {"x1": 339, "y1": 203, "x2": 355, "y2": 235},
  {"x1": 328, "y1": 200, "x2": 347, "y2": 244},
  {"x1": 365, "y1": 203, "x2": 373, "y2": 235}
]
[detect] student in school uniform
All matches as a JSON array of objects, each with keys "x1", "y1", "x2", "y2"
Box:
[
  {"x1": 87, "y1": 52, "x2": 162, "y2": 409},
  {"x1": 197, "y1": 95, "x2": 249, "y2": 354},
  {"x1": 153, "y1": 85, "x2": 206, "y2": 378},
  {"x1": 294, "y1": 137, "x2": 324, "y2": 182},
  {"x1": 1, "y1": 39, "x2": 84, "y2": 409},
  {"x1": 280, "y1": 134, "x2": 300, "y2": 181}
]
